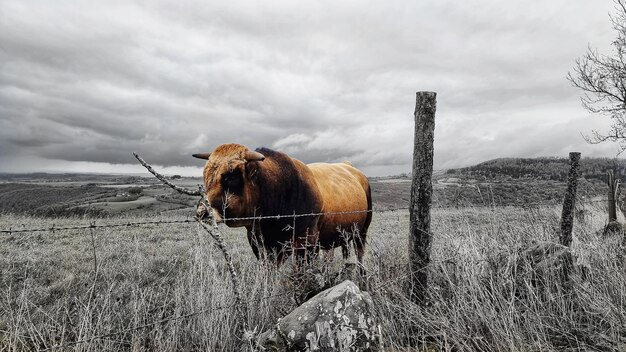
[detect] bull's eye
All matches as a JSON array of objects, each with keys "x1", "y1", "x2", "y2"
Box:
[{"x1": 222, "y1": 169, "x2": 243, "y2": 192}]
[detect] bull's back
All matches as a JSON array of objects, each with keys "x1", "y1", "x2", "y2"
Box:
[{"x1": 307, "y1": 162, "x2": 371, "y2": 248}]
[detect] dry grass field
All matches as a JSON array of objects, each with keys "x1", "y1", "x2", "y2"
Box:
[{"x1": 1, "y1": 201, "x2": 625, "y2": 351}]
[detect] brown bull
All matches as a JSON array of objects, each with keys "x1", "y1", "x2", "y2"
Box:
[{"x1": 193, "y1": 143, "x2": 372, "y2": 266}]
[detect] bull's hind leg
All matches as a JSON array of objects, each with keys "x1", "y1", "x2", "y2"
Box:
[
  {"x1": 353, "y1": 232, "x2": 366, "y2": 265},
  {"x1": 354, "y1": 183, "x2": 373, "y2": 283},
  {"x1": 341, "y1": 230, "x2": 350, "y2": 260},
  {"x1": 351, "y1": 233, "x2": 366, "y2": 286},
  {"x1": 353, "y1": 221, "x2": 370, "y2": 281},
  {"x1": 341, "y1": 245, "x2": 349, "y2": 259}
]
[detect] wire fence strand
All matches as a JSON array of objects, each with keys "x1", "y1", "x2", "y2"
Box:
[
  {"x1": 0, "y1": 208, "x2": 408, "y2": 235},
  {"x1": 0, "y1": 197, "x2": 612, "y2": 235},
  {"x1": 0, "y1": 219, "x2": 197, "y2": 234}
]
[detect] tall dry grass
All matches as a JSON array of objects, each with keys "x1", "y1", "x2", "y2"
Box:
[{"x1": 0, "y1": 203, "x2": 624, "y2": 351}]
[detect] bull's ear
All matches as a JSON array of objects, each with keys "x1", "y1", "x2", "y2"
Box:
[
  {"x1": 245, "y1": 160, "x2": 261, "y2": 181},
  {"x1": 192, "y1": 153, "x2": 211, "y2": 160}
]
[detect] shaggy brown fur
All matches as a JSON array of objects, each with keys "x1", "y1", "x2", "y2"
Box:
[{"x1": 194, "y1": 143, "x2": 372, "y2": 265}]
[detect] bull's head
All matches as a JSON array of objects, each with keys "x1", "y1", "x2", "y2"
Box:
[{"x1": 193, "y1": 143, "x2": 265, "y2": 226}]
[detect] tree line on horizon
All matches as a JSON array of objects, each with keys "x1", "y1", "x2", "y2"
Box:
[{"x1": 446, "y1": 157, "x2": 626, "y2": 183}]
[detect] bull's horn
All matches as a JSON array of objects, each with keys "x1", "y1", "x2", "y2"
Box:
[
  {"x1": 192, "y1": 153, "x2": 211, "y2": 160},
  {"x1": 244, "y1": 150, "x2": 265, "y2": 162}
]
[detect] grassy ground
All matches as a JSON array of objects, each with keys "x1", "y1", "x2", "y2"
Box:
[{"x1": 0, "y1": 203, "x2": 625, "y2": 351}]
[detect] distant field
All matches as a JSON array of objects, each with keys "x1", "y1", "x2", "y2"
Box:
[
  {"x1": 0, "y1": 173, "x2": 203, "y2": 217},
  {"x1": 0, "y1": 172, "x2": 613, "y2": 217}
]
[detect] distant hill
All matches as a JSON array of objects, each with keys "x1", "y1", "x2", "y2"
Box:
[
  {"x1": 397, "y1": 157, "x2": 624, "y2": 208},
  {"x1": 0, "y1": 158, "x2": 622, "y2": 217},
  {"x1": 445, "y1": 157, "x2": 626, "y2": 183}
]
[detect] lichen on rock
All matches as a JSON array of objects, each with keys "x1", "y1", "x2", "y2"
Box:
[{"x1": 257, "y1": 280, "x2": 380, "y2": 351}]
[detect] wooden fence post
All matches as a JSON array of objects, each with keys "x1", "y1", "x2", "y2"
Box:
[
  {"x1": 604, "y1": 169, "x2": 625, "y2": 237},
  {"x1": 560, "y1": 152, "x2": 581, "y2": 247},
  {"x1": 409, "y1": 91, "x2": 436, "y2": 304},
  {"x1": 607, "y1": 170, "x2": 619, "y2": 223}
]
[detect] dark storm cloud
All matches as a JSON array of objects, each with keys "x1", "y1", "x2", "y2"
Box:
[{"x1": 0, "y1": 0, "x2": 618, "y2": 175}]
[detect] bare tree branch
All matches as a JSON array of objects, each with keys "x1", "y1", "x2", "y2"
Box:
[
  {"x1": 133, "y1": 152, "x2": 204, "y2": 196},
  {"x1": 132, "y1": 151, "x2": 251, "y2": 342},
  {"x1": 568, "y1": 0, "x2": 626, "y2": 153},
  {"x1": 194, "y1": 212, "x2": 249, "y2": 337}
]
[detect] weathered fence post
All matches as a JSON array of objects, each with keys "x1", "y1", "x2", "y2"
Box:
[
  {"x1": 409, "y1": 91, "x2": 436, "y2": 304},
  {"x1": 604, "y1": 169, "x2": 625, "y2": 237},
  {"x1": 560, "y1": 152, "x2": 581, "y2": 247},
  {"x1": 607, "y1": 170, "x2": 619, "y2": 223}
]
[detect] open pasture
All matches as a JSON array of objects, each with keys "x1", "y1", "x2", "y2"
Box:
[{"x1": 1, "y1": 202, "x2": 624, "y2": 351}]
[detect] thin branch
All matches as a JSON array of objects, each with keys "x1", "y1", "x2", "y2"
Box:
[
  {"x1": 132, "y1": 152, "x2": 203, "y2": 196},
  {"x1": 194, "y1": 213, "x2": 249, "y2": 335},
  {"x1": 132, "y1": 151, "x2": 250, "y2": 341},
  {"x1": 568, "y1": 2, "x2": 626, "y2": 154}
]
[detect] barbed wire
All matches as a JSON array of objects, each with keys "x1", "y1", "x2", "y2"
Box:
[
  {"x1": 0, "y1": 197, "x2": 615, "y2": 235},
  {"x1": 0, "y1": 208, "x2": 409, "y2": 235},
  {"x1": 0, "y1": 218, "x2": 198, "y2": 234},
  {"x1": 132, "y1": 152, "x2": 204, "y2": 196}
]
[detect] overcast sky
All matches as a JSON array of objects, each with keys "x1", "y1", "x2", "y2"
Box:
[{"x1": 0, "y1": 0, "x2": 621, "y2": 176}]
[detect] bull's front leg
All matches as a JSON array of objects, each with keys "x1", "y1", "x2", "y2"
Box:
[
  {"x1": 293, "y1": 228, "x2": 320, "y2": 266},
  {"x1": 246, "y1": 227, "x2": 262, "y2": 260}
]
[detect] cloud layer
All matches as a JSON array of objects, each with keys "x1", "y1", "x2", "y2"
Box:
[{"x1": 0, "y1": 0, "x2": 620, "y2": 176}]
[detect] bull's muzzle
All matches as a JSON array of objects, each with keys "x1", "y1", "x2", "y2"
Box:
[{"x1": 212, "y1": 208, "x2": 224, "y2": 222}]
